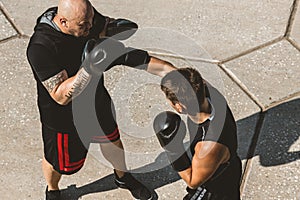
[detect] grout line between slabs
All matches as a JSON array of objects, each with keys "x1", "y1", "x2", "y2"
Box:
[
  {"x1": 220, "y1": 36, "x2": 284, "y2": 64},
  {"x1": 240, "y1": 111, "x2": 266, "y2": 196},
  {"x1": 0, "y1": 1, "x2": 24, "y2": 36},
  {"x1": 218, "y1": 64, "x2": 265, "y2": 111},
  {"x1": 0, "y1": 34, "x2": 19, "y2": 44},
  {"x1": 287, "y1": 37, "x2": 300, "y2": 52},
  {"x1": 148, "y1": 51, "x2": 220, "y2": 64},
  {"x1": 284, "y1": 0, "x2": 299, "y2": 37},
  {"x1": 149, "y1": 36, "x2": 285, "y2": 68},
  {"x1": 265, "y1": 91, "x2": 300, "y2": 110}
]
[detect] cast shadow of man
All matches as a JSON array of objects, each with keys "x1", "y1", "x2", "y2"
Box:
[
  {"x1": 60, "y1": 152, "x2": 181, "y2": 200},
  {"x1": 61, "y1": 98, "x2": 299, "y2": 199},
  {"x1": 237, "y1": 98, "x2": 300, "y2": 166}
]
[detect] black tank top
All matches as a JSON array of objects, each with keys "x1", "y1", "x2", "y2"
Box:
[{"x1": 187, "y1": 84, "x2": 242, "y2": 197}]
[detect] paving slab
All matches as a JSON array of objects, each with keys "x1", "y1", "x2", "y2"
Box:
[
  {"x1": 242, "y1": 97, "x2": 300, "y2": 200},
  {"x1": 2, "y1": 0, "x2": 294, "y2": 60},
  {"x1": 0, "y1": 38, "x2": 44, "y2": 199},
  {"x1": 1, "y1": 0, "x2": 57, "y2": 35},
  {"x1": 224, "y1": 39, "x2": 300, "y2": 108},
  {"x1": 90, "y1": 0, "x2": 294, "y2": 60},
  {"x1": 0, "y1": 11, "x2": 17, "y2": 40},
  {"x1": 2, "y1": 0, "x2": 293, "y2": 60}
]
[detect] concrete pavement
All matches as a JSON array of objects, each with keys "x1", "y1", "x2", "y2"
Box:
[{"x1": 0, "y1": 0, "x2": 299, "y2": 199}]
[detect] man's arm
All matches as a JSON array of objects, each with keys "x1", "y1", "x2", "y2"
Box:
[
  {"x1": 178, "y1": 141, "x2": 230, "y2": 189},
  {"x1": 102, "y1": 17, "x2": 138, "y2": 40},
  {"x1": 43, "y1": 40, "x2": 176, "y2": 105},
  {"x1": 42, "y1": 68, "x2": 91, "y2": 105},
  {"x1": 146, "y1": 56, "x2": 177, "y2": 77},
  {"x1": 98, "y1": 17, "x2": 111, "y2": 38}
]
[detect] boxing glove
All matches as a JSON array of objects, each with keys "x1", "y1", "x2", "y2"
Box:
[
  {"x1": 106, "y1": 18, "x2": 138, "y2": 40},
  {"x1": 82, "y1": 38, "x2": 150, "y2": 76},
  {"x1": 81, "y1": 37, "x2": 126, "y2": 76},
  {"x1": 153, "y1": 111, "x2": 191, "y2": 171}
]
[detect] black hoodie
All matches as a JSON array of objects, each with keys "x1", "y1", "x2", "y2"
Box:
[{"x1": 26, "y1": 7, "x2": 106, "y2": 130}]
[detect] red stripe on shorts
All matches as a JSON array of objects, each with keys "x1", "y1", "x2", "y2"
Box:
[
  {"x1": 57, "y1": 133, "x2": 64, "y2": 171},
  {"x1": 92, "y1": 127, "x2": 120, "y2": 142},
  {"x1": 57, "y1": 133, "x2": 85, "y2": 172}
]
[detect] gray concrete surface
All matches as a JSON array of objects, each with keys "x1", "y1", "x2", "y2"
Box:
[{"x1": 0, "y1": 0, "x2": 299, "y2": 199}]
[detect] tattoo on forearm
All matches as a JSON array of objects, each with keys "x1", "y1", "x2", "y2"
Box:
[
  {"x1": 65, "y1": 68, "x2": 91, "y2": 99},
  {"x1": 42, "y1": 70, "x2": 67, "y2": 93}
]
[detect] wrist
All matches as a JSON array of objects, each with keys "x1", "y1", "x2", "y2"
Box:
[{"x1": 166, "y1": 151, "x2": 191, "y2": 172}]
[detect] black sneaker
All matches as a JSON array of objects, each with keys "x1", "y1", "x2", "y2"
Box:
[
  {"x1": 45, "y1": 186, "x2": 61, "y2": 200},
  {"x1": 114, "y1": 170, "x2": 153, "y2": 200}
]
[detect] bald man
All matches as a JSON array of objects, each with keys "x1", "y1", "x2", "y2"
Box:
[{"x1": 27, "y1": 0, "x2": 176, "y2": 199}]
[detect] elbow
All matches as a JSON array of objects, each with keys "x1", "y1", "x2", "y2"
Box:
[
  {"x1": 182, "y1": 173, "x2": 201, "y2": 189},
  {"x1": 161, "y1": 62, "x2": 176, "y2": 77},
  {"x1": 54, "y1": 97, "x2": 70, "y2": 106},
  {"x1": 56, "y1": 100, "x2": 69, "y2": 106},
  {"x1": 50, "y1": 93, "x2": 70, "y2": 106},
  {"x1": 187, "y1": 181, "x2": 201, "y2": 190}
]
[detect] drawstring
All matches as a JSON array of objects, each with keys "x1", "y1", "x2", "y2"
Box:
[{"x1": 201, "y1": 126, "x2": 206, "y2": 141}]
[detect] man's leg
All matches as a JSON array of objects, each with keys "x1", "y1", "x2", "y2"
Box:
[
  {"x1": 100, "y1": 139, "x2": 126, "y2": 177},
  {"x1": 100, "y1": 139, "x2": 153, "y2": 200},
  {"x1": 42, "y1": 156, "x2": 62, "y2": 191}
]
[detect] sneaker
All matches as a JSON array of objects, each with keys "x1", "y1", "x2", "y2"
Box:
[
  {"x1": 45, "y1": 186, "x2": 61, "y2": 200},
  {"x1": 114, "y1": 170, "x2": 153, "y2": 200}
]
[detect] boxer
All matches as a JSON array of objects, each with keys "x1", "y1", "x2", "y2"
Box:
[{"x1": 154, "y1": 68, "x2": 242, "y2": 200}]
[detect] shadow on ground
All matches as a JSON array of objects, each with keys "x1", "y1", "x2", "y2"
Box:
[
  {"x1": 60, "y1": 153, "x2": 180, "y2": 200},
  {"x1": 238, "y1": 98, "x2": 300, "y2": 166},
  {"x1": 60, "y1": 98, "x2": 300, "y2": 199}
]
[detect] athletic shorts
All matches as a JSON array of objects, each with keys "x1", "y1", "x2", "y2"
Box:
[
  {"x1": 42, "y1": 124, "x2": 120, "y2": 175},
  {"x1": 42, "y1": 86, "x2": 120, "y2": 174}
]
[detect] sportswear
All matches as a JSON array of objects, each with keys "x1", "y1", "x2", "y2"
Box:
[
  {"x1": 187, "y1": 84, "x2": 242, "y2": 199},
  {"x1": 114, "y1": 170, "x2": 153, "y2": 200},
  {"x1": 26, "y1": 7, "x2": 147, "y2": 175}
]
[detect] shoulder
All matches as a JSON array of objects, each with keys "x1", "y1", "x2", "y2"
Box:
[
  {"x1": 28, "y1": 24, "x2": 63, "y2": 56},
  {"x1": 194, "y1": 141, "x2": 230, "y2": 164}
]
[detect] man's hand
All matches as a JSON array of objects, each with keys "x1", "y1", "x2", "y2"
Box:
[
  {"x1": 81, "y1": 38, "x2": 126, "y2": 76},
  {"x1": 106, "y1": 18, "x2": 138, "y2": 40},
  {"x1": 153, "y1": 111, "x2": 191, "y2": 171}
]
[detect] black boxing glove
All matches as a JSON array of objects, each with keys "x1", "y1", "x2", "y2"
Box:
[
  {"x1": 81, "y1": 37, "x2": 126, "y2": 76},
  {"x1": 106, "y1": 18, "x2": 138, "y2": 40},
  {"x1": 82, "y1": 38, "x2": 151, "y2": 75},
  {"x1": 153, "y1": 111, "x2": 191, "y2": 172}
]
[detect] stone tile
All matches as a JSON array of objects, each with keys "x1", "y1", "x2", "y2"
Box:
[
  {"x1": 290, "y1": 1, "x2": 300, "y2": 45},
  {"x1": 242, "y1": 97, "x2": 300, "y2": 200},
  {"x1": 0, "y1": 38, "x2": 38, "y2": 130},
  {"x1": 225, "y1": 40, "x2": 300, "y2": 107},
  {"x1": 0, "y1": 38, "x2": 44, "y2": 199},
  {"x1": 4, "y1": 0, "x2": 293, "y2": 60},
  {"x1": 91, "y1": 0, "x2": 294, "y2": 60},
  {"x1": 1, "y1": 0, "x2": 57, "y2": 35},
  {"x1": 0, "y1": 11, "x2": 17, "y2": 40}
]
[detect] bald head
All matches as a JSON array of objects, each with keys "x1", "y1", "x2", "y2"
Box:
[
  {"x1": 58, "y1": 0, "x2": 92, "y2": 20},
  {"x1": 55, "y1": 0, "x2": 94, "y2": 37}
]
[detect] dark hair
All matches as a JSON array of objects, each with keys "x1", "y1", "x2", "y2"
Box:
[{"x1": 161, "y1": 68, "x2": 205, "y2": 115}]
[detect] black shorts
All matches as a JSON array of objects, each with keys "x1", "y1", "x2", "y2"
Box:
[
  {"x1": 42, "y1": 124, "x2": 120, "y2": 175},
  {"x1": 42, "y1": 87, "x2": 120, "y2": 174}
]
